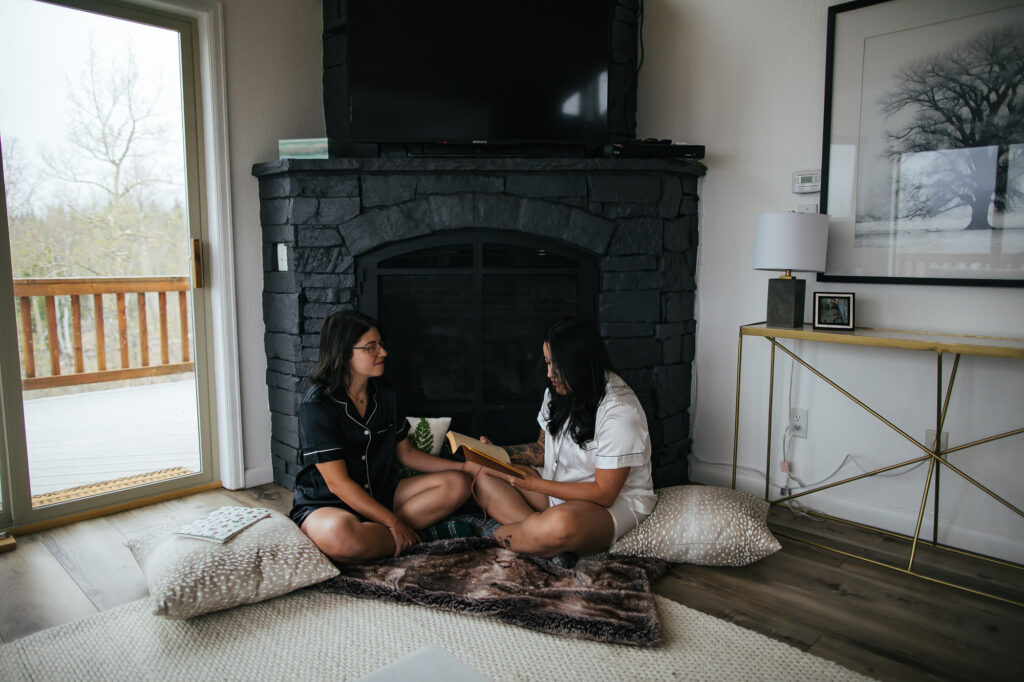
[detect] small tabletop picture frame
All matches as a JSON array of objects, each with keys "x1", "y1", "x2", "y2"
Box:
[{"x1": 813, "y1": 292, "x2": 855, "y2": 330}]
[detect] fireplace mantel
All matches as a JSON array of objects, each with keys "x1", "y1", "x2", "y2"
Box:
[
  {"x1": 254, "y1": 156, "x2": 704, "y2": 172},
  {"x1": 253, "y1": 155, "x2": 705, "y2": 489}
]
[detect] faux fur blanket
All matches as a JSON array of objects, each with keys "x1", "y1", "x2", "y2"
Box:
[{"x1": 317, "y1": 537, "x2": 669, "y2": 647}]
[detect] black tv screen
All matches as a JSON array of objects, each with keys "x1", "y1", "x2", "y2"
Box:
[{"x1": 346, "y1": 0, "x2": 614, "y2": 145}]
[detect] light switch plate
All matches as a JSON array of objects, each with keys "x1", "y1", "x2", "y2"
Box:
[{"x1": 276, "y1": 243, "x2": 289, "y2": 272}]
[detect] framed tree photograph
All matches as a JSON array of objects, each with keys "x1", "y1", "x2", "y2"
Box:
[
  {"x1": 813, "y1": 292, "x2": 855, "y2": 330},
  {"x1": 819, "y1": 0, "x2": 1024, "y2": 287}
]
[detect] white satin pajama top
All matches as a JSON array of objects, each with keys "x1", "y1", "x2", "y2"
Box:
[{"x1": 537, "y1": 372, "x2": 657, "y2": 517}]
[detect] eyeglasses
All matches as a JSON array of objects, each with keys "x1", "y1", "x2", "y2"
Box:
[{"x1": 353, "y1": 340, "x2": 387, "y2": 355}]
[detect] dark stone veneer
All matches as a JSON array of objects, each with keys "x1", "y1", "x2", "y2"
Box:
[{"x1": 252, "y1": 156, "x2": 706, "y2": 490}]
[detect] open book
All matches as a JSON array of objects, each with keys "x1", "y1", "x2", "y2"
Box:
[
  {"x1": 445, "y1": 431, "x2": 526, "y2": 479},
  {"x1": 174, "y1": 506, "x2": 271, "y2": 543}
]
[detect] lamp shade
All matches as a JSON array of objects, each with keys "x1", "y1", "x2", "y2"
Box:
[{"x1": 752, "y1": 212, "x2": 829, "y2": 272}]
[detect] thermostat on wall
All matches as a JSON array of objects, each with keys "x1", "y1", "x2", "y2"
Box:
[{"x1": 792, "y1": 170, "x2": 821, "y2": 194}]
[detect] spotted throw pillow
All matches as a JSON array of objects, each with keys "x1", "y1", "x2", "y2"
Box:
[
  {"x1": 609, "y1": 485, "x2": 781, "y2": 566},
  {"x1": 125, "y1": 509, "x2": 339, "y2": 619}
]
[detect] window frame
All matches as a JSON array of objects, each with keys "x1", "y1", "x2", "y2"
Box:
[{"x1": 0, "y1": 0, "x2": 241, "y2": 531}]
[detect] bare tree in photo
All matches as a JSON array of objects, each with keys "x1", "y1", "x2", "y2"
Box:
[{"x1": 879, "y1": 23, "x2": 1024, "y2": 230}]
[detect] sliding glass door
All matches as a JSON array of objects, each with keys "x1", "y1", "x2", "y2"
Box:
[{"x1": 0, "y1": 0, "x2": 216, "y2": 527}]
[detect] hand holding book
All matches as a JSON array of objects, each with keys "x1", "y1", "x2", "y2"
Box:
[{"x1": 445, "y1": 431, "x2": 526, "y2": 479}]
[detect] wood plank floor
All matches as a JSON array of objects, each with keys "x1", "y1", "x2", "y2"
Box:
[
  {"x1": 655, "y1": 507, "x2": 1024, "y2": 681},
  {"x1": 1, "y1": 484, "x2": 1021, "y2": 681}
]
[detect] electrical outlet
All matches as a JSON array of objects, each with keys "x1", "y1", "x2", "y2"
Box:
[
  {"x1": 925, "y1": 429, "x2": 949, "y2": 457},
  {"x1": 790, "y1": 408, "x2": 808, "y2": 439}
]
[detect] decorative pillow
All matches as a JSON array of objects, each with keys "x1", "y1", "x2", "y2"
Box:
[
  {"x1": 125, "y1": 509, "x2": 339, "y2": 619},
  {"x1": 406, "y1": 416, "x2": 451, "y2": 455},
  {"x1": 609, "y1": 485, "x2": 781, "y2": 566}
]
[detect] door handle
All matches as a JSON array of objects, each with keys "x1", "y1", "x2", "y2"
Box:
[{"x1": 192, "y1": 238, "x2": 204, "y2": 289}]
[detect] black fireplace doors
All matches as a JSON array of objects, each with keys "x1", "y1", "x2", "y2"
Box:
[{"x1": 358, "y1": 231, "x2": 597, "y2": 445}]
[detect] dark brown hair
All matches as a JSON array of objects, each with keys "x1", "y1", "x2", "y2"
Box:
[
  {"x1": 544, "y1": 316, "x2": 613, "y2": 447},
  {"x1": 309, "y1": 310, "x2": 381, "y2": 396}
]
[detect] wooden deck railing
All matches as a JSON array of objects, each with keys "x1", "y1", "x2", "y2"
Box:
[{"x1": 13, "y1": 276, "x2": 194, "y2": 390}]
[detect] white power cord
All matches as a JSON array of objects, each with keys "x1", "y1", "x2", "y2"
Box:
[
  {"x1": 780, "y1": 340, "x2": 925, "y2": 488},
  {"x1": 691, "y1": 453, "x2": 924, "y2": 497},
  {"x1": 696, "y1": 340, "x2": 926, "y2": 498}
]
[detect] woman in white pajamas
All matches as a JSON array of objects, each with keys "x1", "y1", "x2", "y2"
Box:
[{"x1": 473, "y1": 317, "x2": 656, "y2": 559}]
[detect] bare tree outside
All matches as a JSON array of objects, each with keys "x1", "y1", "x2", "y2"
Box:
[
  {"x1": 1, "y1": 1, "x2": 192, "y2": 387},
  {"x1": 4, "y1": 27, "x2": 189, "y2": 385},
  {"x1": 1, "y1": 0, "x2": 202, "y2": 504},
  {"x1": 878, "y1": 23, "x2": 1024, "y2": 230},
  {"x1": 18, "y1": 37, "x2": 188, "y2": 279},
  {"x1": 0, "y1": 137, "x2": 39, "y2": 220}
]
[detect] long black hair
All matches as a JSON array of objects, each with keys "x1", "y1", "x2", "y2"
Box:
[
  {"x1": 309, "y1": 310, "x2": 381, "y2": 396},
  {"x1": 544, "y1": 317, "x2": 614, "y2": 447}
]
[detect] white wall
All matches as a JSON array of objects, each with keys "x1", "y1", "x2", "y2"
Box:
[
  {"x1": 219, "y1": 0, "x2": 323, "y2": 486},
  {"x1": 637, "y1": 0, "x2": 1024, "y2": 561}
]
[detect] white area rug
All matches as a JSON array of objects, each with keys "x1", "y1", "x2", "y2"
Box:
[{"x1": 0, "y1": 589, "x2": 870, "y2": 681}]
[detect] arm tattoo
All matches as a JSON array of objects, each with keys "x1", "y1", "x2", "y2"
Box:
[{"x1": 506, "y1": 431, "x2": 545, "y2": 467}]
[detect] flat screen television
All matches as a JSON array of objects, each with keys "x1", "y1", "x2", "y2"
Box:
[{"x1": 341, "y1": 0, "x2": 627, "y2": 147}]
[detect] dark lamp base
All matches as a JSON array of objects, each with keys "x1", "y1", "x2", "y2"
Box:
[{"x1": 766, "y1": 278, "x2": 806, "y2": 327}]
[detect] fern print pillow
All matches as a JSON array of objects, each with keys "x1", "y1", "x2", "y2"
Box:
[{"x1": 405, "y1": 416, "x2": 451, "y2": 455}]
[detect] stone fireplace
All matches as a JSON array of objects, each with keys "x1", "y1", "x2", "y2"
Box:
[{"x1": 252, "y1": 156, "x2": 704, "y2": 489}]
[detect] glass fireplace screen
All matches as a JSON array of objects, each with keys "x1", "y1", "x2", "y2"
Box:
[{"x1": 359, "y1": 232, "x2": 597, "y2": 445}]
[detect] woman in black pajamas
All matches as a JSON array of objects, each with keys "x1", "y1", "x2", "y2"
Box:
[{"x1": 289, "y1": 310, "x2": 476, "y2": 562}]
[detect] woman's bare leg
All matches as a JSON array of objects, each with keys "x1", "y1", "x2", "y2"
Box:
[
  {"x1": 493, "y1": 501, "x2": 614, "y2": 558},
  {"x1": 393, "y1": 471, "x2": 472, "y2": 529},
  {"x1": 300, "y1": 507, "x2": 395, "y2": 563},
  {"x1": 471, "y1": 471, "x2": 549, "y2": 524}
]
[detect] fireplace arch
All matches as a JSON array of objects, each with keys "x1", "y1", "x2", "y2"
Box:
[
  {"x1": 254, "y1": 156, "x2": 704, "y2": 488},
  {"x1": 358, "y1": 230, "x2": 597, "y2": 445}
]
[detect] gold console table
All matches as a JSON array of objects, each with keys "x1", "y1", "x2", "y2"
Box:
[{"x1": 731, "y1": 323, "x2": 1024, "y2": 605}]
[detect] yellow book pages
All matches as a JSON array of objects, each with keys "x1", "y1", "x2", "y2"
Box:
[
  {"x1": 445, "y1": 431, "x2": 511, "y2": 463},
  {"x1": 445, "y1": 431, "x2": 525, "y2": 479}
]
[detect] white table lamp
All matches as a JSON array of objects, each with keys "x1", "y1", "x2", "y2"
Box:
[{"x1": 753, "y1": 212, "x2": 829, "y2": 327}]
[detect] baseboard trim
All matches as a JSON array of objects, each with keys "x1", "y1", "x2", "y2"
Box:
[
  {"x1": 690, "y1": 461, "x2": 1024, "y2": 565},
  {"x1": 7, "y1": 481, "x2": 223, "y2": 536},
  {"x1": 244, "y1": 465, "x2": 274, "y2": 489}
]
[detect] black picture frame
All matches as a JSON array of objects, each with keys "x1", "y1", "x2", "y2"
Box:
[
  {"x1": 813, "y1": 292, "x2": 855, "y2": 330},
  {"x1": 818, "y1": 0, "x2": 1024, "y2": 287}
]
